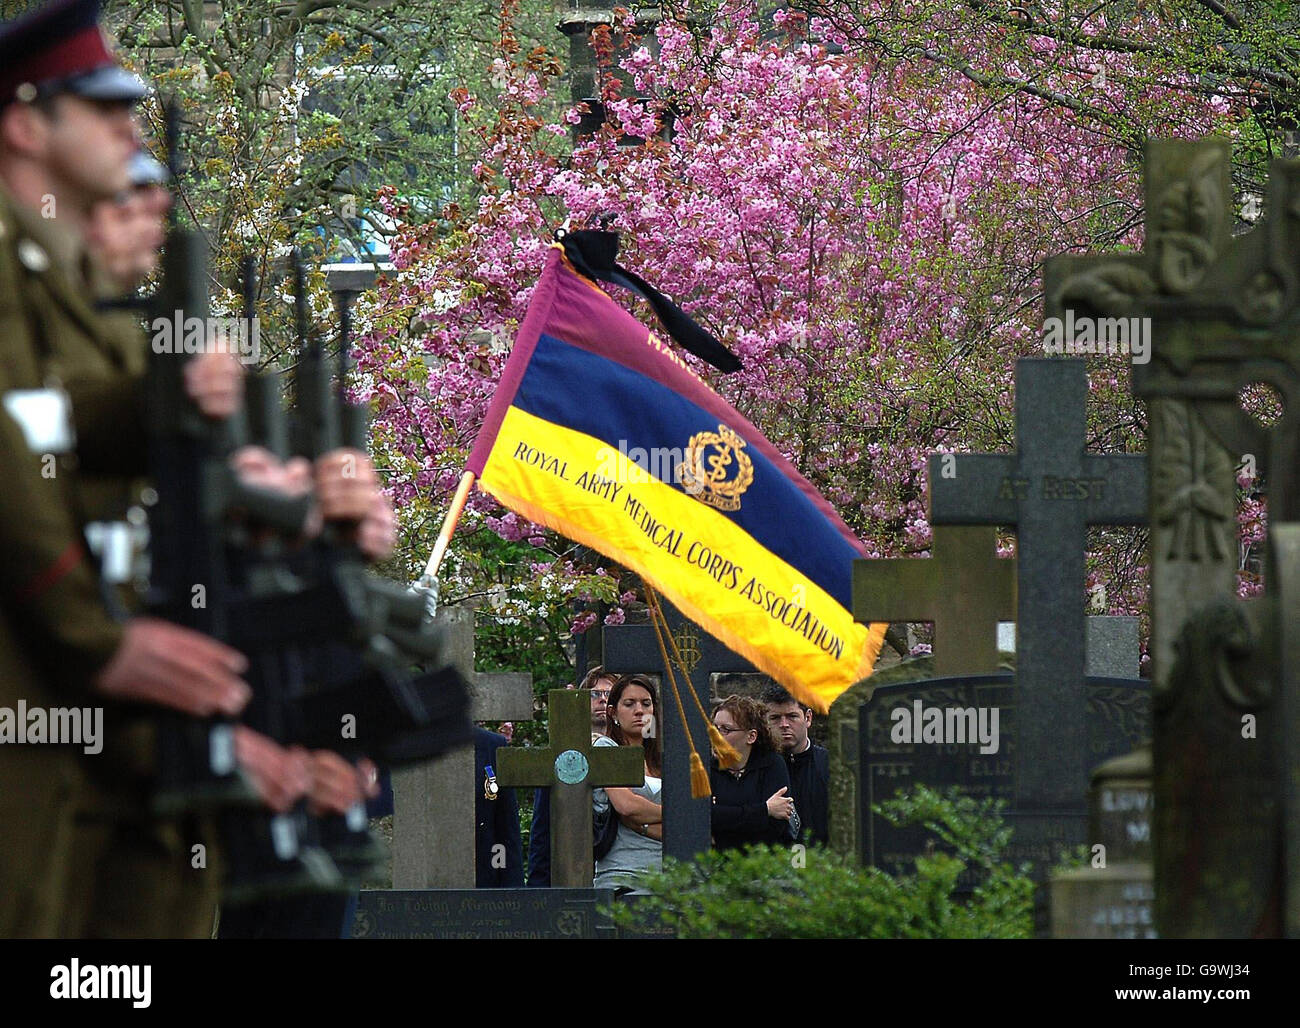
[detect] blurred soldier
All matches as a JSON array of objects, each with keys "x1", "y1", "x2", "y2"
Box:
[
  {"x1": 86, "y1": 149, "x2": 168, "y2": 294},
  {"x1": 0, "y1": 0, "x2": 313, "y2": 938},
  {"x1": 0, "y1": 0, "x2": 397, "y2": 938}
]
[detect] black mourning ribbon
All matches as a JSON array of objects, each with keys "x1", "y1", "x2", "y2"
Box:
[{"x1": 558, "y1": 229, "x2": 742, "y2": 373}]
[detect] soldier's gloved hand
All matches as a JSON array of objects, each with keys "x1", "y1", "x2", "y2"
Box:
[
  {"x1": 183, "y1": 350, "x2": 245, "y2": 419},
  {"x1": 94, "y1": 618, "x2": 251, "y2": 717},
  {"x1": 314, "y1": 448, "x2": 380, "y2": 522},
  {"x1": 356, "y1": 491, "x2": 396, "y2": 562},
  {"x1": 233, "y1": 727, "x2": 312, "y2": 814},
  {"x1": 306, "y1": 750, "x2": 367, "y2": 816},
  {"x1": 230, "y1": 446, "x2": 313, "y2": 496}
]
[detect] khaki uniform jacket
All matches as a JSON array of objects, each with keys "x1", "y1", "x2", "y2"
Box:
[
  {"x1": 0, "y1": 190, "x2": 138, "y2": 704},
  {"x1": 0, "y1": 187, "x2": 154, "y2": 790}
]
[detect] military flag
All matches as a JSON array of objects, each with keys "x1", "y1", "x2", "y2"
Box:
[{"x1": 462, "y1": 243, "x2": 886, "y2": 712}]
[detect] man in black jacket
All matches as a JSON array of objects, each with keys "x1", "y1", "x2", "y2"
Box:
[{"x1": 762, "y1": 685, "x2": 830, "y2": 847}]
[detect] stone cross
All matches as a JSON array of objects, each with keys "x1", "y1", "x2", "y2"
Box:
[
  {"x1": 392, "y1": 606, "x2": 534, "y2": 888},
  {"x1": 495, "y1": 690, "x2": 645, "y2": 888},
  {"x1": 1044, "y1": 138, "x2": 1297, "y2": 936},
  {"x1": 998, "y1": 616, "x2": 1141, "y2": 679},
  {"x1": 852, "y1": 525, "x2": 1015, "y2": 675},
  {"x1": 927, "y1": 358, "x2": 1147, "y2": 809},
  {"x1": 603, "y1": 601, "x2": 755, "y2": 861}
]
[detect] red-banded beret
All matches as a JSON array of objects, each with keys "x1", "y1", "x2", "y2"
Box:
[{"x1": 0, "y1": 0, "x2": 147, "y2": 106}]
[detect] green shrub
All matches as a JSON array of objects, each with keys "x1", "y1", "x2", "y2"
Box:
[{"x1": 611, "y1": 785, "x2": 1034, "y2": 939}]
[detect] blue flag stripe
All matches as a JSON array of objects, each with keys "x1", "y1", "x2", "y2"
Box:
[{"x1": 514, "y1": 333, "x2": 858, "y2": 606}]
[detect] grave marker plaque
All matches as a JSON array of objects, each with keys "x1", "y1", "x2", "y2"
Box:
[
  {"x1": 861, "y1": 673, "x2": 1149, "y2": 887},
  {"x1": 1051, "y1": 747, "x2": 1156, "y2": 938},
  {"x1": 352, "y1": 888, "x2": 617, "y2": 939}
]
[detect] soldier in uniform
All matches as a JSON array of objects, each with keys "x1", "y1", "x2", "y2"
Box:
[
  {"x1": 0, "y1": 0, "x2": 318, "y2": 938},
  {"x1": 0, "y1": 0, "x2": 396, "y2": 938}
]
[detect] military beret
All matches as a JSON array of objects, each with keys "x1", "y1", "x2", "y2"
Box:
[
  {"x1": 126, "y1": 150, "x2": 167, "y2": 188},
  {"x1": 0, "y1": 0, "x2": 148, "y2": 107}
]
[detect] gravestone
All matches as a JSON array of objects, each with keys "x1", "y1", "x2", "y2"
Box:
[
  {"x1": 603, "y1": 601, "x2": 755, "y2": 860},
  {"x1": 831, "y1": 617, "x2": 1141, "y2": 860},
  {"x1": 998, "y1": 616, "x2": 1140, "y2": 679},
  {"x1": 1050, "y1": 746, "x2": 1156, "y2": 938},
  {"x1": 353, "y1": 691, "x2": 659, "y2": 939},
  {"x1": 353, "y1": 888, "x2": 618, "y2": 939},
  {"x1": 852, "y1": 525, "x2": 1015, "y2": 675},
  {"x1": 321, "y1": 262, "x2": 393, "y2": 294},
  {"x1": 927, "y1": 357, "x2": 1148, "y2": 810},
  {"x1": 495, "y1": 690, "x2": 645, "y2": 888},
  {"x1": 1045, "y1": 138, "x2": 1296, "y2": 936},
  {"x1": 392, "y1": 606, "x2": 534, "y2": 888},
  {"x1": 859, "y1": 672, "x2": 1149, "y2": 887}
]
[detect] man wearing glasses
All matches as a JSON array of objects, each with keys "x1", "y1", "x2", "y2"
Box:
[
  {"x1": 763, "y1": 684, "x2": 830, "y2": 847},
  {"x1": 584, "y1": 665, "x2": 612, "y2": 739}
]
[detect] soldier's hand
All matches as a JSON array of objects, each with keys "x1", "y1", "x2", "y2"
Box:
[
  {"x1": 356, "y1": 491, "x2": 396, "y2": 562},
  {"x1": 230, "y1": 447, "x2": 313, "y2": 496},
  {"x1": 307, "y1": 750, "x2": 367, "y2": 816},
  {"x1": 315, "y1": 449, "x2": 379, "y2": 523},
  {"x1": 234, "y1": 727, "x2": 312, "y2": 814},
  {"x1": 94, "y1": 618, "x2": 251, "y2": 716},
  {"x1": 183, "y1": 350, "x2": 244, "y2": 419}
]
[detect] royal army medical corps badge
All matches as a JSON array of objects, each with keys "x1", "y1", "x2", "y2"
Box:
[{"x1": 679, "y1": 423, "x2": 754, "y2": 512}]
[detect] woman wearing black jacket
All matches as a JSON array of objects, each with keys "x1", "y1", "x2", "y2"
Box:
[{"x1": 709, "y1": 695, "x2": 798, "y2": 851}]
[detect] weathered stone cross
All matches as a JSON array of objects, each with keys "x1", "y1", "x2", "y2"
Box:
[
  {"x1": 927, "y1": 358, "x2": 1147, "y2": 808},
  {"x1": 852, "y1": 525, "x2": 1015, "y2": 675},
  {"x1": 392, "y1": 606, "x2": 534, "y2": 888},
  {"x1": 1045, "y1": 138, "x2": 1300, "y2": 936},
  {"x1": 495, "y1": 690, "x2": 645, "y2": 888}
]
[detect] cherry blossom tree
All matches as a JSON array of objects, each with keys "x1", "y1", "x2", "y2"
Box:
[{"x1": 355, "y1": 0, "x2": 1244, "y2": 654}]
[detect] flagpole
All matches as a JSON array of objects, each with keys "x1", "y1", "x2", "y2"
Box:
[{"x1": 417, "y1": 470, "x2": 476, "y2": 602}]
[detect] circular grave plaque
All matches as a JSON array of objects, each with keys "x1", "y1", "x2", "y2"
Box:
[{"x1": 554, "y1": 749, "x2": 589, "y2": 785}]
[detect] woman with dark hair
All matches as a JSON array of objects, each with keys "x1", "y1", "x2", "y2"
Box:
[
  {"x1": 592, "y1": 674, "x2": 663, "y2": 891},
  {"x1": 709, "y1": 694, "x2": 797, "y2": 851}
]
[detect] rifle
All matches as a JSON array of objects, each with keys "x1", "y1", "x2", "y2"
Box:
[
  {"x1": 276, "y1": 256, "x2": 473, "y2": 879},
  {"x1": 140, "y1": 105, "x2": 472, "y2": 903},
  {"x1": 138, "y1": 105, "x2": 356, "y2": 899}
]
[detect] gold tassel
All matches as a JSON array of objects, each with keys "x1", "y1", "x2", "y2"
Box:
[
  {"x1": 708, "y1": 722, "x2": 742, "y2": 769},
  {"x1": 689, "y1": 751, "x2": 712, "y2": 799}
]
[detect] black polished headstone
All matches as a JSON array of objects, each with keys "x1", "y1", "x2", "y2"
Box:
[
  {"x1": 861, "y1": 673, "x2": 1150, "y2": 885},
  {"x1": 352, "y1": 889, "x2": 618, "y2": 939}
]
